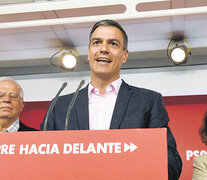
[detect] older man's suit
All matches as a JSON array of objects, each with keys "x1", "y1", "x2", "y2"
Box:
[
  {"x1": 18, "y1": 121, "x2": 38, "y2": 131},
  {"x1": 41, "y1": 80, "x2": 182, "y2": 180}
]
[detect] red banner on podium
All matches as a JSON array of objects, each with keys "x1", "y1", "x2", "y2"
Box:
[{"x1": 0, "y1": 128, "x2": 167, "y2": 180}]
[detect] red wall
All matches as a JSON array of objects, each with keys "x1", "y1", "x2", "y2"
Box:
[
  {"x1": 164, "y1": 95, "x2": 207, "y2": 180},
  {"x1": 20, "y1": 95, "x2": 207, "y2": 180}
]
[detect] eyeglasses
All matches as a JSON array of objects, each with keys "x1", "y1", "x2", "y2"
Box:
[{"x1": 0, "y1": 91, "x2": 21, "y2": 100}]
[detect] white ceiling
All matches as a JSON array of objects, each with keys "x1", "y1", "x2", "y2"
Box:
[{"x1": 1, "y1": 0, "x2": 207, "y2": 76}]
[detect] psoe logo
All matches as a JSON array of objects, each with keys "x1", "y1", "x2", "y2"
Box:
[{"x1": 186, "y1": 150, "x2": 207, "y2": 160}]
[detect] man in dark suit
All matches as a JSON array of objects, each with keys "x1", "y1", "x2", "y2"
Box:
[
  {"x1": 0, "y1": 77, "x2": 37, "y2": 132},
  {"x1": 41, "y1": 19, "x2": 182, "y2": 179}
]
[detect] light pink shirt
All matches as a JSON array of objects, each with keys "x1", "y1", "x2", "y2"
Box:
[{"x1": 88, "y1": 78, "x2": 122, "y2": 130}]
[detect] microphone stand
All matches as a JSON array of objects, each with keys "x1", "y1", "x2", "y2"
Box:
[
  {"x1": 43, "y1": 82, "x2": 67, "y2": 131},
  {"x1": 65, "y1": 80, "x2": 85, "y2": 130}
]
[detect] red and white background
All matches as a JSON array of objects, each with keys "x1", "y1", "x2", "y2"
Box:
[{"x1": 16, "y1": 67, "x2": 207, "y2": 180}]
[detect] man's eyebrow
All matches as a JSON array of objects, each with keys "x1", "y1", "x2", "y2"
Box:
[
  {"x1": 109, "y1": 39, "x2": 121, "y2": 44},
  {"x1": 91, "y1": 38, "x2": 101, "y2": 42}
]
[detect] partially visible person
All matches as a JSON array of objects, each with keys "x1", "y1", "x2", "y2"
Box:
[
  {"x1": 192, "y1": 111, "x2": 207, "y2": 180},
  {"x1": 0, "y1": 77, "x2": 37, "y2": 132}
]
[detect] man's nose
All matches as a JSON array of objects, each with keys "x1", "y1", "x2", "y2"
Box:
[
  {"x1": 100, "y1": 42, "x2": 109, "y2": 54},
  {"x1": 2, "y1": 95, "x2": 12, "y2": 102}
]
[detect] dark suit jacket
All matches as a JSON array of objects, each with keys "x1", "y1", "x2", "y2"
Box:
[
  {"x1": 18, "y1": 121, "x2": 38, "y2": 131},
  {"x1": 41, "y1": 80, "x2": 182, "y2": 179}
]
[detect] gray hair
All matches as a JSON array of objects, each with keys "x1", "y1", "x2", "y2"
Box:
[{"x1": 0, "y1": 77, "x2": 24, "y2": 99}]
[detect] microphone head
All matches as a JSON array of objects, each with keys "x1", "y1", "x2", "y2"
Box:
[
  {"x1": 62, "y1": 82, "x2": 67, "y2": 89},
  {"x1": 80, "y1": 80, "x2": 85, "y2": 86}
]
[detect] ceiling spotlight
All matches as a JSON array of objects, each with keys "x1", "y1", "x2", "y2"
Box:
[
  {"x1": 60, "y1": 51, "x2": 78, "y2": 70},
  {"x1": 167, "y1": 39, "x2": 191, "y2": 65},
  {"x1": 50, "y1": 47, "x2": 79, "y2": 70}
]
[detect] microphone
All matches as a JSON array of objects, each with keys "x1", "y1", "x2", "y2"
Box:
[
  {"x1": 43, "y1": 82, "x2": 67, "y2": 131},
  {"x1": 65, "y1": 80, "x2": 85, "y2": 130}
]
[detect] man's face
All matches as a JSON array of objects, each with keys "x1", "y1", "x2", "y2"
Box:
[
  {"x1": 88, "y1": 26, "x2": 128, "y2": 80},
  {"x1": 0, "y1": 81, "x2": 24, "y2": 121}
]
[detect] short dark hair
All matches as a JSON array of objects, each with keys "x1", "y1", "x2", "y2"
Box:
[
  {"x1": 89, "y1": 19, "x2": 128, "y2": 50},
  {"x1": 199, "y1": 111, "x2": 207, "y2": 145}
]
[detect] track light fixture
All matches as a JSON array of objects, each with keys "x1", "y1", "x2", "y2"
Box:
[
  {"x1": 167, "y1": 39, "x2": 191, "y2": 65},
  {"x1": 50, "y1": 47, "x2": 79, "y2": 70}
]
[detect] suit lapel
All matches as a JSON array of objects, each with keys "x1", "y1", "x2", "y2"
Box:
[
  {"x1": 74, "y1": 81, "x2": 132, "y2": 130},
  {"x1": 110, "y1": 81, "x2": 132, "y2": 129},
  {"x1": 75, "y1": 85, "x2": 89, "y2": 130}
]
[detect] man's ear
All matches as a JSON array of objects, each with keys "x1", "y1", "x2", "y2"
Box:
[
  {"x1": 122, "y1": 49, "x2": 128, "y2": 64},
  {"x1": 20, "y1": 101, "x2": 25, "y2": 112},
  {"x1": 87, "y1": 46, "x2": 90, "y2": 62}
]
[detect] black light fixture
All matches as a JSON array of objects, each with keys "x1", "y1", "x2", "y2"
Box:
[
  {"x1": 167, "y1": 39, "x2": 191, "y2": 65},
  {"x1": 50, "y1": 47, "x2": 79, "y2": 70}
]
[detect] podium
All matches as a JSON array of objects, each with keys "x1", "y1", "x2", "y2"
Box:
[{"x1": 0, "y1": 128, "x2": 168, "y2": 180}]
